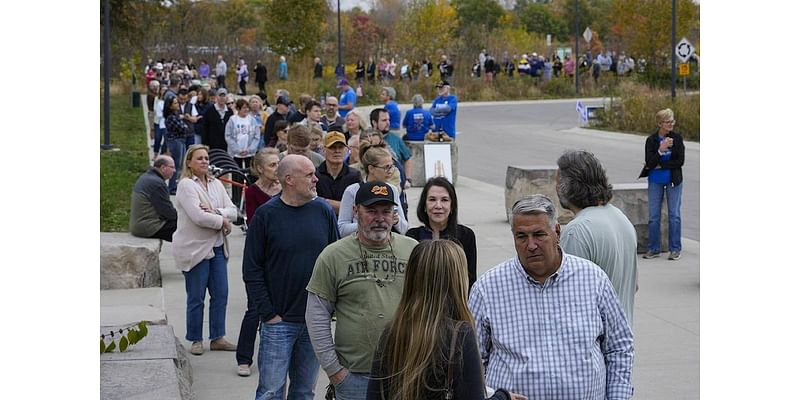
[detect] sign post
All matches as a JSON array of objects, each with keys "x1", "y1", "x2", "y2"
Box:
[{"x1": 675, "y1": 38, "x2": 694, "y2": 96}]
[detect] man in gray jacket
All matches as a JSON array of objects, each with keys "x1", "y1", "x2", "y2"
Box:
[{"x1": 129, "y1": 155, "x2": 177, "y2": 241}]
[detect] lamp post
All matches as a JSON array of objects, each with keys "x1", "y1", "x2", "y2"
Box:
[
  {"x1": 102, "y1": 0, "x2": 114, "y2": 150},
  {"x1": 575, "y1": 0, "x2": 580, "y2": 95},
  {"x1": 671, "y1": 0, "x2": 677, "y2": 100},
  {"x1": 337, "y1": 0, "x2": 342, "y2": 73}
]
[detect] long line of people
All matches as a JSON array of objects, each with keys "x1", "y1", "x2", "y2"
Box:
[{"x1": 133, "y1": 63, "x2": 660, "y2": 400}]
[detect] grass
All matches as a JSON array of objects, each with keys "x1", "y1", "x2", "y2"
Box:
[{"x1": 100, "y1": 91, "x2": 150, "y2": 232}]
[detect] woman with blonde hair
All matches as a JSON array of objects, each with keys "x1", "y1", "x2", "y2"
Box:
[
  {"x1": 367, "y1": 240, "x2": 523, "y2": 400},
  {"x1": 337, "y1": 142, "x2": 408, "y2": 237},
  {"x1": 344, "y1": 109, "x2": 368, "y2": 143},
  {"x1": 173, "y1": 144, "x2": 239, "y2": 356},
  {"x1": 639, "y1": 108, "x2": 685, "y2": 261}
]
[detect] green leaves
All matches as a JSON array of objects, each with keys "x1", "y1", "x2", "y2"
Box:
[{"x1": 100, "y1": 321, "x2": 149, "y2": 354}]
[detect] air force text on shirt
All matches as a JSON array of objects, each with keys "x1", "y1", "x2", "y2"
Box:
[{"x1": 346, "y1": 254, "x2": 406, "y2": 277}]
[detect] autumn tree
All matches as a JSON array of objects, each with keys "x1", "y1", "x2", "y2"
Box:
[
  {"x1": 393, "y1": 0, "x2": 458, "y2": 62},
  {"x1": 262, "y1": 0, "x2": 329, "y2": 57},
  {"x1": 517, "y1": 2, "x2": 569, "y2": 41},
  {"x1": 607, "y1": 0, "x2": 699, "y2": 64}
]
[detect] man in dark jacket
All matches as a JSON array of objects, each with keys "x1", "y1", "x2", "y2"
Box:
[
  {"x1": 255, "y1": 61, "x2": 268, "y2": 94},
  {"x1": 129, "y1": 155, "x2": 178, "y2": 241},
  {"x1": 202, "y1": 88, "x2": 233, "y2": 151}
]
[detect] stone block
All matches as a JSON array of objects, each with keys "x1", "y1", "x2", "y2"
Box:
[
  {"x1": 609, "y1": 183, "x2": 669, "y2": 254},
  {"x1": 100, "y1": 287, "x2": 167, "y2": 327},
  {"x1": 405, "y1": 140, "x2": 459, "y2": 187},
  {"x1": 504, "y1": 165, "x2": 573, "y2": 224},
  {"x1": 100, "y1": 325, "x2": 194, "y2": 400},
  {"x1": 101, "y1": 233, "x2": 162, "y2": 290}
]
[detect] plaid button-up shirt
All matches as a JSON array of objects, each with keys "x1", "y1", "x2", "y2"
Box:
[{"x1": 468, "y1": 252, "x2": 634, "y2": 400}]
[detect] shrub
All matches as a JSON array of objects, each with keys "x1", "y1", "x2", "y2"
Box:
[{"x1": 595, "y1": 81, "x2": 700, "y2": 141}]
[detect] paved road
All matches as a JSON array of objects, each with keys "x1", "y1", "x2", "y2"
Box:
[{"x1": 432, "y1": 99, "x2": 701, "y2": 241}]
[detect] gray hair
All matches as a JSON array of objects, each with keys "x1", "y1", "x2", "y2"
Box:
[
  {"x1": 153, "y1": 154, "x2": 173, "y2": 168},
  {"x1": 382, "y1": 86, "x2": 396, "y2": 99},
  {"x1": 276, "y1": 154, "x2": 301, "y2": 185},
  {"x1": 512, "y1": 194, "x2": 558, "y2": 230},
  {"x1": 556, "y1": 150, "x2": 613, "y2": 209},
  {"x1": 411, "y1": 94, "x2": 424, "y2": 108}
]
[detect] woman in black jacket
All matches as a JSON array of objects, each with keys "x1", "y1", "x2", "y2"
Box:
[
  {"x1": 406, "y1": 177, "x2": 477, "y2": 290},
  {"x1": 639, "y1": 108, "x2": 685, "y2": 260}
]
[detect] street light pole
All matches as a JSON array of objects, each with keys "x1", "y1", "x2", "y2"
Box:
[
  {"x1": 575, "y1": 0, "x2": 580, "y2": 95},
  {"x1": 671, "y1": 0, "x2": 676, "y2": 100},
  {"x1": 337, "y1": 0, "x2": 342, "y2": 73},
  {"x1": 102, "y1": 0, "x2": 114, "y2": 150}
]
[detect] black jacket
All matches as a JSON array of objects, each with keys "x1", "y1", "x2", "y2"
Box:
[
  {"x1": 202, "y1": 105, "x2": 233, "y2": 151},
  {"x1": 255, "y1": 64, "x2": 268, "y2": 83},
  {"x1": 639, "y1": 130, "x2": 685, "y2": 186}
]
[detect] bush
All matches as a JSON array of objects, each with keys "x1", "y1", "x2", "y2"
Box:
[{"x1": 594, "y1": 81, "x2": 700, "y2": 141}]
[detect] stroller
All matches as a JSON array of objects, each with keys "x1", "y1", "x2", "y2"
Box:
[{"x1": 208, "y1": 148, "x2": 256, "y2": 232}]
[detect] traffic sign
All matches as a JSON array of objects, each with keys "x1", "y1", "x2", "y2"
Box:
[
  {"x1": 583, "y1": 28, "x2": 592, "y2": 43},
  {"x1": 675, "y1": 37, "x2": 694, "y2": 63},
  {"x1": 678, "y1": 63, "x2": 690, "y2": 76}
]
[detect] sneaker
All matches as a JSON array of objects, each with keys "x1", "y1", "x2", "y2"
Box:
[
  {"x1": 190, "y1": 341, "x2": 203, "y2": 355},
  {"x1": 668, "y1": 251, "x2": 681, "y2": 260},
  {"x1": 237, "y1": 364, "x2": 251, "y2": 377},
  {"x1": 210, "y1": 337, "x2": 237, "y2": 351},
  {"x1": 643, "y1": 251, "x2": 660, "y2": 259}
]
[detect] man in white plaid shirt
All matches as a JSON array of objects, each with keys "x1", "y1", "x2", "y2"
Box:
[{"x1": 469, "y1": 194, "x2": 634, "y2": 399}]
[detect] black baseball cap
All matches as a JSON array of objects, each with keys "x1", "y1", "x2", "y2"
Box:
[{"x1": 355, "y1": 182, "x2": 397, "y2": 207}]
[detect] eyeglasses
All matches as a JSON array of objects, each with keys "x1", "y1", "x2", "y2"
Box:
[
  {"x1": 372, "y1": 164, "x2": 394, "y2": 173},
  {"x1": 326, "y1": 103, "x2": 338, "y2": 107},
  {"x1": 663, "y1": 120, "x2": 675, "y2": 124}
]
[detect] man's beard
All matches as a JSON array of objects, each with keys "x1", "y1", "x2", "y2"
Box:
[{"x1": 363, "y1": 224, "x2": 390, "y2": 242}]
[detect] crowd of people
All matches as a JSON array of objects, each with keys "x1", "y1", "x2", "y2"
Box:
[{"x1": 130, "y1": 53, "x2": 687, "y2": 398}]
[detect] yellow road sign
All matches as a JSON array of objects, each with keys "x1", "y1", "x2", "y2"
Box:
[{"x1": 679, "y1": 63, "x2": 690, "y2": 76}]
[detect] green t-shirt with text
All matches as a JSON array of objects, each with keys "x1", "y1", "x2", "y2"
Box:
[{"x1": 307, "y1": 233, "x2": 418, "y2": 373}]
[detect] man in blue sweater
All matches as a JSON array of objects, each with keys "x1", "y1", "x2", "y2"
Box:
[
  {"x1": 430, "y1": 80, "x2": 458, "y2": 140},
  {"x1": 242, "y1": 154, "x2": 340, "y2": 400}
]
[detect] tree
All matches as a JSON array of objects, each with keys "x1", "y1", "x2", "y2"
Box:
[
  {"x1": 262, "y1": 0, "x2": 329, "y2": 57},
  {"x1": 393, "y1": 0, "x2": 458, "y2": 62},
  {"x1": 347, "y1": 14, "x2": 382, "y2": 62},
  {"x1": 452, "y1": 0, "x2": 504, "y2": 32},
  {"x1": 518, "y1": 3, "x2": 569, "y2": 41},
  {"x1": 607, "y1": 0, "x2": 699, "y2": 63}
]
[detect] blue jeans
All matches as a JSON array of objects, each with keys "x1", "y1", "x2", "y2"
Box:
[
  {"x1": 153, "y1": 125, "x2": 166, "y2": 154},
  {"x1": 166, "y1": 137, "x2": 187, "y2": 193},
  {"x1": 333, "y1": 372, "x2": 369, "y2": 400},
  {"x1": 182, "y1": 246, "x2": 228, "y2": 342},
  {"x1": 648, "y1": 182, "x2": 682, "y2": 252},
  {"x1": 236, "y1": 291, "x2": 260, "y2": 366},
  {"x1": 256, "y1": 321, "x2": 319, "y2": 400}
]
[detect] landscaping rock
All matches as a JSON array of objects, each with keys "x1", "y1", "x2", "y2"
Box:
[
  {"x1": 504, "y1": 165, "x2": 573, "y2": 224},
  {"x1": 609, "y1": 182, "x2": 669, "y2": 254},
  {"x1": 101, "y1": 233, "x2": 162, "y2": 290}
]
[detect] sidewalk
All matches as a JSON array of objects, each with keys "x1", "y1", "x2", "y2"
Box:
[{"x1": 156, "y1": 175, "x2": 699, "y2": 400}]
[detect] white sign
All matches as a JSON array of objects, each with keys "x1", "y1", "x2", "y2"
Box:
[
  {"x1": 546, "y1": 34, "x2": 551, "y2": 47},
  {"x1": 576, "y1": 101, "x2": 588, "y2": 123},
  {"x1": 675, "y1": 37, "x2": 695, "y2": 63},
  {"x1": 583, "y1": 28, "x2": 593, "y2": 43},
  {"x1": 423, "y1": 144, "x2": 453, "y2": 183}
]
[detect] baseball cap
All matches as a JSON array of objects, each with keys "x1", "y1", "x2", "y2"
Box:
[
  {"x1": 435, "y1": 80, "x2": 450, "y2": 88},
  {"x1": 355, "y1": 182, "x2": 397, "y2": 207},
  {"x1": 337, "y1": 79, "x2": 349, "y2": 87},
  {"x1": 323, "y1": 131, "x2": 347, "y2": 148},
  {"x1": 216, "y1": 88, "x2": 228, "y2": 96},
  {"x1": 276, "y1": 95, "x2": 291, "y2": 106}
]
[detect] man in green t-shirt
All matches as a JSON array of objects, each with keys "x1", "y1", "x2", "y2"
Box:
[{"x1": 306, "y1": 182, "x2": 418, "y2": 399}]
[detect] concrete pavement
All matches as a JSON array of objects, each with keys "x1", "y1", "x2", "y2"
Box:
[{"x1": 155, "y1": 175, "x2": 699, "y2": 400}]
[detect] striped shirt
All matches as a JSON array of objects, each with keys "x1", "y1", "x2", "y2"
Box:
[{"x1": 468, "y1": 252, "x2": 634, "y2": 400}]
